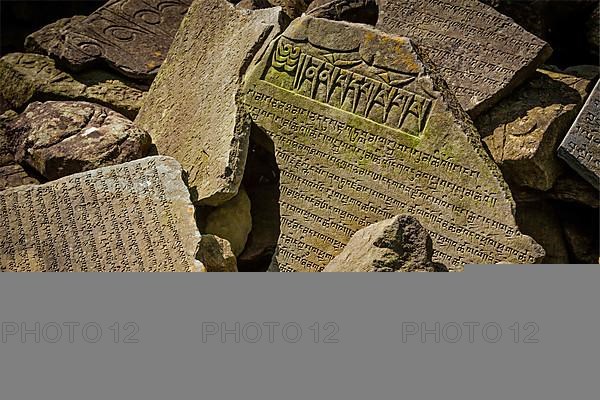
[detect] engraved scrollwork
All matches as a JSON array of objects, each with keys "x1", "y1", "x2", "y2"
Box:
[{"x1": 272, "y1": 42, "x2": 302, "y2": 73}]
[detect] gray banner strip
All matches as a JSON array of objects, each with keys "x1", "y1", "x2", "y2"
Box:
[{"x1": 0, "y1": 267, "x2": 598, "y2": 400}]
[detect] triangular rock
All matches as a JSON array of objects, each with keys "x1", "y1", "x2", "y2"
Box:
[{"x1": 241, "y1": 16, "x2": 544, "y2": 271}]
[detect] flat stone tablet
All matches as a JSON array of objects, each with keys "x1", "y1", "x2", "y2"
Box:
[
  {"x1": 241, "y1": 16, "x2": 544, "y2": 271},
  {"x1": 558, "y1": 81, "x2": 600, "y2": 190},
  {"x1": 25, "y1": 0, "x2": 193, "y2": 81},
  {"x1": 0, "y1": 156, "x2": 203, "y2": 272},
  {"x1": 135, "y1": 0, "x2": 284, "y2": 206},
  {"x1": 374, "y1": 0, "x2": 553, "y2": 116}
]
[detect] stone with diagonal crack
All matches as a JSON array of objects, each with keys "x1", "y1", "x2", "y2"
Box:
[
  {"x1": 0, "y1": 156, "x2": 203, "y2": 271},
  {"x1": 135, "y1": 0, "x2": 285, "y2": 206},
  {"x1": 25, "y1": 0, "x2": 193, "y2": 81},
  {"x1": 241, "y1": 16, "x2": 544, "y2": 271}
]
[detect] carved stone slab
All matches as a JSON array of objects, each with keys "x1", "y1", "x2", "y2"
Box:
[
  {"x1": 375, "y1": 0, "x2": 552, "y2": 116},
  {"x1": 135, "y1": 0, "x2": 284, "y2": 206},
  {"x1": 241, "y1": 16, "x2": 544, "y2": 271},
  {"x1": 0, "y1": 156, "x2": 203, "y2": 271},
  {"x1": 25, "y1": 0, "x2": 193, "y2": 81},
  {"x1": 558, "y1": 81, "x2": 600, "y2": 190}
]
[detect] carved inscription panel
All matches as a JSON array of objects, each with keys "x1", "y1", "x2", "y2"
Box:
[
  {"x1": 376, "y1": 0, "x2": 552, "y2": 116},
  {"x1": 0, "y1": 156, "x2": 202, "y2": 272},
  {"x1": 242, "y1": 16, "x2": 543, "y2": 271},
  {"x1": 30, "y1": 0, "x2": 193, "y2": 80},
  {"x1": 558, "y1": 81, "x2": 600, "y2": 190}
]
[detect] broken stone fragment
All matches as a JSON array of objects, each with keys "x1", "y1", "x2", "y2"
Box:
[
  {"x1": 24, "y1": 0, "x2": 193, "y2": 81},
  {"x1": 0, "y1": 156, "x2": 203, "y2": 271},
  {"x1": 476, "y1": 66, "x2": 598, "y2": 191},
  {"x1": 7, "y1": 101, "x2": 152, "y2": 181},
  {"x1": 0, "y1": 110, "x2": 40, "y2": 190},
  {"x1": 0, "y1": 53, "x2": 147, "y2": 119},
  {"x1": 324, "y1": 215, "x2": 448, "y2": 272},
  {"x1": 135, "y1": 0, "x2": 285, "y2": 206},
  {"x1": 242, "y1": 15, "x2": 544, "y2": 271},
  {"x1": 203, "y1": 187, "x2": 253, "y2": 257},
  {"x1": 197, "y1": 235, "x2": 239, "y2": 272}
]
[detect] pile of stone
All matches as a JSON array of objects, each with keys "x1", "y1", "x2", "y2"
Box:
[{"x1": 1, "y1": 0, "x2": 598, "y2": 272}]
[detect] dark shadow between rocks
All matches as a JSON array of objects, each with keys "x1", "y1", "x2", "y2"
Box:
[
  {"x1": 307, "y1": 0, "x2": 378, "y2": 26},
  {"x1": 237, "y1": 122, "x2": 281, "y2": 271}
]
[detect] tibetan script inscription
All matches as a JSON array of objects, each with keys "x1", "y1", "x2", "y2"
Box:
[
  {"x1": 376, "y1": 0, "x2": 552, "y2": 116},
  {"x1": 242, "y1": 16, "x2": 544, "y2": 271},
  {"x1": 0, "y1": 156, "x2": 203, "y2": 272},
  {"x1": 558, "y1": 81, "x2": 600, "y2": 190}
]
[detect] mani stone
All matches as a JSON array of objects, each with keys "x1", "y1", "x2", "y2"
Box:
[
  {"x1": 241, "y1": 16, "x2": 544, "y2": 272},
  {"x1": 0, "y1": 156, "x2": 203, "y2": 271},
  {"x1": 476, "y1": 66, "x2": 598, "y2": 191},
  {"x1": 24, "y1": 0, "x2": 193, "y2": 81},
  {"x1": 0, "y1": 53, "x2": 146, "y2": 119},
  {"x1": 558, "y1": 80, "x2": 600, "y2": 190},
  {"x1": 323, "y1": 215, "x2": 448, "y2": 272},
  {"x1": 135, "y1": 0, "x2": 285, "y2": 206},
  {"x1": 8, "y1": 101, "x2": 152, "y2": 181},
  {"x1": 375, "y1": 0, "x2": 553, "y2": 116}
]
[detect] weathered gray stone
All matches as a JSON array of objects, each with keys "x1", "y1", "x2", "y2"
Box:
[
  {"x1": 0, "y1": 53, "x2": 146, "y2": 119},
  {"x1": 324, "y1": 215, "x2": 448, "y2": 272},
  {"x1": 0, "y1": 156, "x2": 203, "y2": 271},
  {"x1": 242, "y1": 16, "x2": 544, "y2": 271},
  {"x1": 197, "y1": 234, "x2": 238, "y2": 272},
  {"x1": 25, "y1": 0, "x2": 193, "y2": 81},
  {"x1": 203, "y1": 187, "x2": 252, "y2": 256},
  {"x1": 375, "y1": 0, "x2": 552, "y2": 116},
  {"x1": 558, "y1": 80, "x2": 600, "y2": 190},
  {"x1": 135, "y1": 0, "x2": 284, "y2": 206},
  {"x1": 476, "y1": 67, "x2": 598, "y2": 191},
  {"x1": 8, "y1": 101, "x2": 152, "y2": 180}
]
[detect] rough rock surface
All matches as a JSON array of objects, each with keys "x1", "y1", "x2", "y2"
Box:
[
  {"x1": 307, "y1": 0, "x2": 378, "y2": 24},
  {"x1": 7, "y1": 101, "x2": 151, "y2": 180},
  {"x1": 0, "y1": 110, "x2": 40, "y2": 190},
  {"x1": 549, "y1": 170, "x2": 599, "y2": 209},
  {"x1": 203, "y1": 187, "x2": 253, "y2": 256},
  {"x1": 242, "y1": 15, "x2": 544, "y2": 271},
  {"x1": 135, "y1": 0, "x2": 284, "y2": 206},
  {"x1": 476, "y1": 66, "x2": 598, "y2": 191},
  {"x1": 25, "y1": 0, "x2": 193, "y2": 81},
  {"x1": 324, "y1": 215, "x2": 448, "y2": 272},
  {"x1": 0, "y1": 156, "x2": 203, "y2": 271},
  {"x1": 197, "y1": 235, "x2": 238, "y2": 272},
  {"x1": 0, "y1": 53, "x2": 146, "y2": 119}
]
